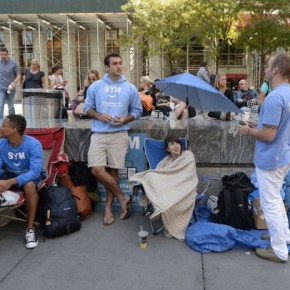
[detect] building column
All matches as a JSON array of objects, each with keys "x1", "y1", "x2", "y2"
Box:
[
  {"x1": 89, "y1": 25, "x2": 105, "y2": 74},
  {"x1": 32, "y1": 30, "x2": 48, "y2": 85},
  {"x1": 62, "y1": 28, "x2": 77, "y2": 99}
]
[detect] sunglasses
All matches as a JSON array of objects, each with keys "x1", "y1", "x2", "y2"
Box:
[{"x1": 88, "y1": 78, "x2": 96, "y2": 81}]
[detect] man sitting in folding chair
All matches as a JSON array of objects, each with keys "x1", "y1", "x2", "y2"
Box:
[
  {"x1": 0, "y1": 115, "x2": 45, "y2": 249},
  {"x1": 129, "y1": 135, "x2": 198, "y2": 241}
]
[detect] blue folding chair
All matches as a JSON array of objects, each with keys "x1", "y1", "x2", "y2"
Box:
[{"x1": 134, "y1": 138, "x2": 218, "y2": 235}]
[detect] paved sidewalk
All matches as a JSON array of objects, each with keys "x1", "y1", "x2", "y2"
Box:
[
  {"x1": 1, "y1": 211, "x2": 290, "y2": 290},
  {"x1": 3, "y1": 103, "x2": 23, "y2": 117}
]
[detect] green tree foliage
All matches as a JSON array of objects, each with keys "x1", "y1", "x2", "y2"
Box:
[
  {"x1": 191, "y1": 0, "x2": 244, "y2": 72},
  {"x1": 236, "y1": 0, "x2": 290, "y2": 84},
  {"x1": 122, "y1": 0, "x2": 198, "y2": 74},
  {"x1": 122, "y1": 0, "x2": 244, "y2": 74},
  {"x1": 122, "y1": 0, "x2": 290, "y2": 81}
]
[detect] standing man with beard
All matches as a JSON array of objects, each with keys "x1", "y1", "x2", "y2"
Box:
[
  {"x1": 0, "y1": 48, "x2": 21, "y2": 120},
  {"x1": 240, "y1": 53, "x2": 290, "y2": 263},
  {"x1": 84, "y1": 52, "x2": 142, "y2": 226}
]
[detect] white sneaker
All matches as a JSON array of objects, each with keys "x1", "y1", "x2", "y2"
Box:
[{"x1": 25, "y1": 228, "x2": 38, "y2": 249}]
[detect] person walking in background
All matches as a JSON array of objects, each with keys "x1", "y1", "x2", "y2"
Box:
[
  {"x1": 240, "y1": 53, "x2": 290, "y2": 263},
  {"x1": 84, "y1": 52, "x2": 142, "y2": 226},
  {"x1": 22, "y1": 59, "x2": 45, "y2": 89},
  {"x1": 197, "y1": 60, "x2": 210, "y2": 83},
  {"x1": 0, "y1": 47, "x2": 21, "y2": 120}
]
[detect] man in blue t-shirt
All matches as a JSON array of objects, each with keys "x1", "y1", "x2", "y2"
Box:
[
  {"x1": 0, "y1": 115, "x2": 45, "y2": 249},
  {"x1": 0, "y1": 48, "x2": 21, "y2": 120},
  {"x1": 240, "y1": 53, "x2": 290, "y2": 263}
]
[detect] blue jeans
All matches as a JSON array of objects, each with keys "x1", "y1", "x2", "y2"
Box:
[{"x1": 0, "y1": 89, "x2": 16, "y2": 120}]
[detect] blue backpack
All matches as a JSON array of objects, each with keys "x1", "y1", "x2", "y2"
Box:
[{"x1": 39, "y1": 184, "x2": 81, "y2": 237}]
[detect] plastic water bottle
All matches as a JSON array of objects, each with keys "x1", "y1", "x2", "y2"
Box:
[{"x1": 7, "y1": 84, "x2": 14, "y2": 94}]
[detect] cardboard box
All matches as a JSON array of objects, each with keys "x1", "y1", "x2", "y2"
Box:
[{"x1": 252, "y1": 197, "x2": 288, "y2": 229}]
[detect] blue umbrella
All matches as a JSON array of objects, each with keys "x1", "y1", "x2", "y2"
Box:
[{"x1": 155, "y1": 72, "x2": 241, "y2": 113}]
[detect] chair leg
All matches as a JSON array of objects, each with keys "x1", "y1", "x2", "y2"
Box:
[
  {"x1": 145, "y1": 211, "x2": 164, "y2": 235},
  {"x1": 0, "y1": 208, "x2": 39, "y2": 226},
  {"x1": 0, "y1": 213, "x2": 27, "y2": 223}
]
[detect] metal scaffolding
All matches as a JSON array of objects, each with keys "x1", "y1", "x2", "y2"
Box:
[
  {"x1": 0, "y1": 12, "x2": 143, "y2": 100},
  {"x1": 0, "y1": 11, "x2": 251, "y2": 102}
]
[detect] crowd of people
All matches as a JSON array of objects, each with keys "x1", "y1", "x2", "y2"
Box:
[
  {"x1": 1, "y1": 48, "x2": 290, "y2": 265},
  {"x1": 0, "y1": 46, "x2": 264, "y2": 123}
]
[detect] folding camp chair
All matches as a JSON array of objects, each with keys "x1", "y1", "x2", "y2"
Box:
[
  {"x1": 0, "y1": 127, "x2": 68, "y2": 226},
  {"x1": 0, "y1": 191, "x2": 26, "y2": 226},
  {"x1": 133, "y1": 138, "x2": 218, "y2": 235}
]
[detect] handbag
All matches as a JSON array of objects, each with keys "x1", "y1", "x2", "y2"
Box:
[{"x1": 74, "y1": 102, "x2": 87, "y2": 115}]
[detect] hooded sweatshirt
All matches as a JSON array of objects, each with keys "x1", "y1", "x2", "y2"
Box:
[{"x1": 84, "y1": 73, "x2": 142, "y2": 133}]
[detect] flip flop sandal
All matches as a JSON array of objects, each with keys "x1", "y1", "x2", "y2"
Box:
[
  {"x1": 120, "y1": 195, "x2": 132, "y2": 220},
  {"x1": 103, "y1": 216, "x2": 115, "y2": 226}
]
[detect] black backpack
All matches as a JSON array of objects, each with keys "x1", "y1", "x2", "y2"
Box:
[
  {"x1": 212, "y1": 172, "x2": 255, "y2": 230},
  {"x1": 39, "y1": 184, "x2": 81, "y2": 237}
]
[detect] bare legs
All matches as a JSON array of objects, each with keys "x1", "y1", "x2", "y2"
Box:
[
  {"x1": 91, "y1": 166, "x2": 130, "y2": 220},
  {"x1": 23, "y1": 182, "x2": 39, "y2": 229}
]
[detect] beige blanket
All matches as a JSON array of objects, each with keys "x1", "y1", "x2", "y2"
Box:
[{"x1": 129, "y1": 150, "x2": 198, "y2": 240}]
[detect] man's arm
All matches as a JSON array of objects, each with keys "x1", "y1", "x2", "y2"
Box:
[
  {"x1": 16, "y1": 142, "x2": 43, "y2": 187},
  {"x1": 240, "y1": 124, "x2": 277, "y2": 142},
  {"x1": 13, "y1": 73, "x2": 21, "y2": 85}
]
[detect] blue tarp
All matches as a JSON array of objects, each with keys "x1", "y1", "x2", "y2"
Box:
[{"x1": 186, "y1": 206, "x2": 290, "y2": 253}]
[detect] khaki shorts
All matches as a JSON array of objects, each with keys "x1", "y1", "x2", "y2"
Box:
[{"x1": 88, "y1": 132, "x2": 129, "y2": 169}]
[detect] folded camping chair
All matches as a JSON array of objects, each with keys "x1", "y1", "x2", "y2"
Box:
[
  {"x1": 133, "y1": 138, "x2": 218, "y2": 235},
  {"x1": 0, "y1": 191, "x2": 26, "y2": 225},
  {"x1": 0, "y1": 127, "x2": 68, "y2": 226}
]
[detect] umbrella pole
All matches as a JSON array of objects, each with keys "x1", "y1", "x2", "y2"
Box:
[{"x1": 186, "y1": 90, "x2": 189, "y2": 140}]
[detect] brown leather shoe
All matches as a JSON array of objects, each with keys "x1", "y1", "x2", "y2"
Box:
[{"x1": 255, "y1": 247, "x2": 287, "y2": 263}]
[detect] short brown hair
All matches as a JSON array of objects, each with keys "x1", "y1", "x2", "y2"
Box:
[
  {"x1": 270, "y1": 53, "x2": 290, "y2": 78},
  {"x1": 164, "y1": 135, "x2": 182, "y2": 151},
  {"x1": 104, "y1": 52, "x2": 121, "y2": 67},
  {"x1": 0, "y1": 47, "x2": 8, "y2": 53},
  {"x1": 51, "y1": 64, "x2": 63, "y2": 74}
]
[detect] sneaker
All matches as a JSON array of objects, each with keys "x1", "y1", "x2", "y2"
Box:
[
  {"x1": 25, "y1": 228, "x2": 38, "y2": 249},
  {"x1": 255, "y1": 247, "x2": 287, "y2": 263}
]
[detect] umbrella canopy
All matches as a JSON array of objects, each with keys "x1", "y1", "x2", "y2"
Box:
[{"x1": 155, "y1": 72, "x2": 241, "y2": 113}]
